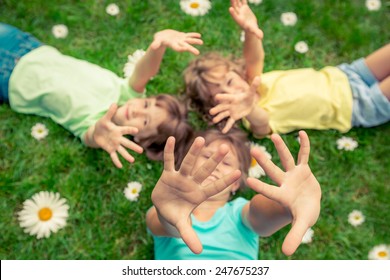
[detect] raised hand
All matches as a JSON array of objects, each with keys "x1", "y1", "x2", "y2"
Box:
[
  {"x1": 229, "y1": 0, "x2": 263, "y2": 39},
  {"x1": 93, "y1": 103, "x2": 143, "y2": 168},
  {"x1": 247, "y1": 131, "x2": 321, "y2": 256},
  {"x1": 150, "y1": 29, "x2": 203, "y2": 55},
  {"x1": 151, "y1": 136, "x2": 241, "y2": 254},
  {"x1": 209, "y1": 76, "x2": 261, "y2": 134}
]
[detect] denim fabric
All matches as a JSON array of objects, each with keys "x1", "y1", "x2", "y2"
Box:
[
  {"x1": 0, "y1": 23, "x2": 42, "y2": 102},
  {"x1": 338, "y1": 58, "x2": 390, "y2": 127}
]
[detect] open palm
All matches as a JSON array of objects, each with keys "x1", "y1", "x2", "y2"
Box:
[{"x1": 151, "y1": 137, "x2": 241, "y2": 254}]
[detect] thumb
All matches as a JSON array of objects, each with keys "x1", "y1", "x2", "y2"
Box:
[
  {"x1": 150, "y1": 39, "x2": 162, "y2": 50},
  {"x1": 104, "y1": 103, "x2": 118, "y2": 121},
  {"x1": 177, "y1": 220, "x2": 203, "y2": 254},
  {"x1": 281, "y1": 219, "x2": 308, "y2": 256},
  {"x1": 251, "y1": 76, "x2": 262, "y2": 91}
]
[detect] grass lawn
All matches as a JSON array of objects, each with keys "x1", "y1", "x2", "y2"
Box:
[{"x1": 0, "y1": 0, "x2": 389, "y2": 260}]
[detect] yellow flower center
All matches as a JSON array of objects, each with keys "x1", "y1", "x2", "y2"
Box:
[
  {"x1": 354, "y1": 216, "x2": 361, "y2": 220},
  {"x1": 378, "y1": 251, "x2": 388, "y2": 258},
  {"x1": 38, "y1": 207, "x2": 53, "y2": 221},
  {"x1": 190, "y1": 2, "x2": 200, "y2": 9},
  {"x1": 251, "y1": 158, "x2": 257, "y2": 167},
  {"x1": 131, "y1": 188, "x2": 138, "y2": 194}
]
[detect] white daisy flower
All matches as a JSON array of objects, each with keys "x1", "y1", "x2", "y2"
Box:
[
  {"x1": 31, "y1": 123, "x2": 49, "y2": 140},
  {"x1": 366, "y1": 0, "x2": 381, "y2": 11},
  {"x1": 240, "y1": 31, "x2": 245, "y2": 42},
  {"x1": 295, "y1": 41, "x2": 309, "y2": 54},
  {"x1": 180, "y1": 0, "x2": 211, "y2": 17},
  {"x1": 348, "y1": 210, "x2": 365, "y2": 227},
  {"x1": 123, "y1": 49, "x2": 146, "y2": 78},
  {"x1": 368, "y1": 244, "x2": 390, "y2": 260},
  {"x1": 51, "y1": 24, "x2": 68, "y2": 39},
  {"x1": 248, "y1": 0, "x2": 263, "y2": 5},
  {"x1": 281, "y1": 12, "x2": 298, "y2": 26},
  {"x1": 124, "y1": 181, "x2": 142, "y2": 201},
  {"x1": 301, "y1": 228, "x2": 314, "y2": 244},
  {"x1": 106, "y1": 3, "x2": 120, "y2": 16},
  {"x1": 249, "y1": 143, "x2": 272, "y2": 178},
  {"x1": 336, "y1": 136, "x2": 358, "y2": 151},
  {"x1": 18, "y1": 191, "x2": 69, "y2": 239}
]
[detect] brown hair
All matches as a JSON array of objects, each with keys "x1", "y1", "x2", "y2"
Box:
[
  {"x1": 183, "y1": 52, "x2": 246, "y2": 123},
  {"x1": 136, "y1": 94, "x2": 193, "y2": 167}
]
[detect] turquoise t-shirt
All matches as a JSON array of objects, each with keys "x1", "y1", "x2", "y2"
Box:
[
  {"x1": 153, "y1": 198, "x2": 259, "y2": 260},
  {"x1": 8, "y1": 45, "x2": 141, "y2": 141}
]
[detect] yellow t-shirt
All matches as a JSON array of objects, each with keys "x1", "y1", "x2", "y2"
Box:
[{"x1": 244, "y1": 66, "x2": 353, "y2": 135}]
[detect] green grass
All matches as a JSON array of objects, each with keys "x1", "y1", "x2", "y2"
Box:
[{"x1": 1, "y1": 0, "x2": 389, "y2": 260}]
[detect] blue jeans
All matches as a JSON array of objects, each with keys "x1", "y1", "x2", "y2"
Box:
[
  {"x1": 0, "y1": 23, "x2": 42, "y2": 102},
  {"x1": 338, "y1": 58, "x2": 390, "y2": 127}
]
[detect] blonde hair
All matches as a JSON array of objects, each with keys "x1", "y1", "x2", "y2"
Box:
[
  {"x1": 183, "y1": 52, "x2": 246, "y2": 123},
  {"x1": 136, "y1": 94, "x2": 193, "y2": 166}
]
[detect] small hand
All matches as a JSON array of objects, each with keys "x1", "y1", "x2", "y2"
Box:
[
  {"x1": 209, "y1": 76, "x2": 261, "y2": 133},
  {"x1": 151, "y1": 136, "x2": 241, "y2": 254},
  {"x1": 150, "y1": 29, "x2": 203, "y2": 55},
  {"x1": 230, "y1": 0, "x2": 263, "y2": 39},
  {"x1": 93, "y1": 104, "x2": 143, "y2": 168},
  {"x1": 247, "y1": 131, "x2": 321, "y2": 256}
]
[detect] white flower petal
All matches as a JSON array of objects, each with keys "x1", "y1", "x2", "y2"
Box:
[
  {"x1": 368, "y1": 244, "x2": 390, "y2": 260},
  {"x1": 248, "y1": 0, "x2": 263, "y2": 5},
  {"x1": 281, "y1": 12, "x2": 298, "y2": 26},
  {"x1": 18, "y1": 191, "x2": 69, "y2": 239},
  {"x1": 51, "y1": 24, "x2": 68, "y2": 39},
  {"x1": 295, "y1": 41, "x2": 309, "y2": 54},
  {"x1": 106, "y1": 3, "x2": 120, "y2": 16},
  {"x1": 180, "y1": 0, "x2": 212, "y2": 17},
  {"x1": 366, "y1": 0, "x2": 381, "y2": 11}
]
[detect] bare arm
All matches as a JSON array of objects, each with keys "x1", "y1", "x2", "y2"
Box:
[
  {"x1": 129, "y1": 29, "x2": 203, "y2": 93},
  {"x1": 242, "y1": 131, "x2": 321, "y2": 256},
  {"x1": 229, "y1": 0, "x2": 265, "y2": 81}
]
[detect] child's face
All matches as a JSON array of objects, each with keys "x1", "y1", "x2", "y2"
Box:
[
  {"x1": 113, "y1": 97, "x2": 168, "y2": 139},
  {"x1": 195, "y1": 138, "x2": 241, "y2": 196},
  {"x1": 206, "y1": 65, "x2": 249, "y2": 103}
]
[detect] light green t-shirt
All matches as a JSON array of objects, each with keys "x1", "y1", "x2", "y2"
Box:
[
  {"x1": 9, "y1": 46, "x2": 141, "y2": 141},
  {"x1": 152, "y1": 198, "x2": 259, "y2": 260}
]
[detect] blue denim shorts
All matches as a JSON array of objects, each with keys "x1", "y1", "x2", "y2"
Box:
[
  {"x1": 0, "y1": 23, "x2": 42, "y2": 103},
  {"x1": 338, "y1": 58, "x2": 390, "y2": 127}
]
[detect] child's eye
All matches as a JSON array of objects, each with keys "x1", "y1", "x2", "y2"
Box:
[
  {"x1": 144, "y1": 100, "x2": 148, "y2": 108},
  {"x1": 144, "y1": 119, "x2": 148, "y2": 126},
  {"x1": 227, "y1": 79, "x2": 233, "y2": 86}
]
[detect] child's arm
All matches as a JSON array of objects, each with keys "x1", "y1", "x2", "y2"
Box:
[
  {"x1": 146, "y1": 136, "x2": 241, "y2": 254},
  {"x1": 209, "y1": 76, "x2": 271, "y2": 136},
  {"x1": 129, "y1": 29, "x2": 203, "y2": 93},
  {"x1": 230, "y1": 0, "x2": 264, "y2": 80},
  {"x1": 242, "y1": 131, "x2": 321, "y2": 256},
  {"x1": 84, "y1": 103, "x2": 143, "y2": 168}
]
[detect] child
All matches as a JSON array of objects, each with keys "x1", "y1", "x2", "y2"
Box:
[
  {"x1": 0, "y1": 23, "x2": 201, "y2": 167},
  {"x1": 184, "y1": 0, "x2": 390, "y2": 137},
  {"x1": 146, "y1": 128, "x2": 321, "y2": 259}
]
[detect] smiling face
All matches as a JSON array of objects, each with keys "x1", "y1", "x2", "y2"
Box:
[
  {"x1": 205, "y1": 65, "x2": 250, "y2": 103},
  {"x1": 113, "y1": 97, "x2": 168, "y2": 139},
  {"x1": 194, "y1": 138, "x2": 241, "y2": 198}
]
